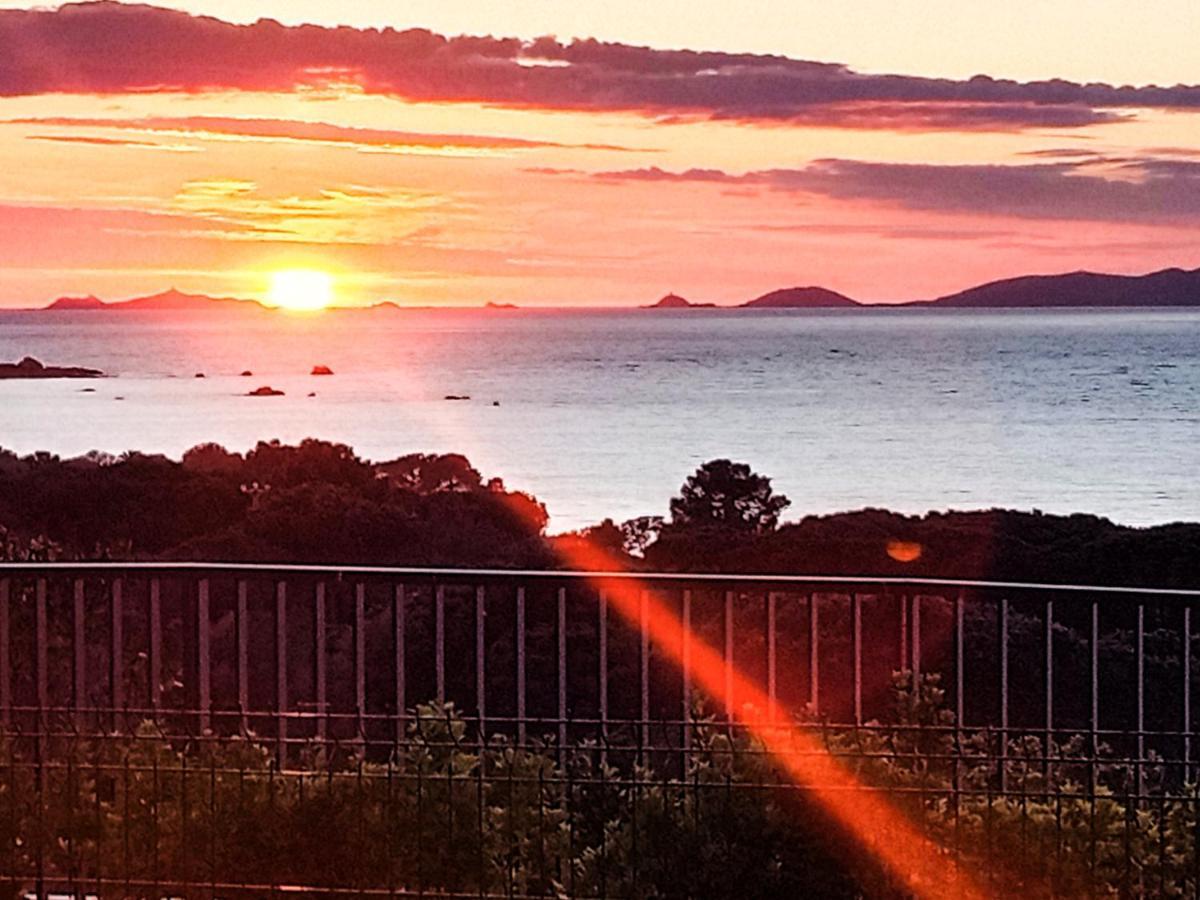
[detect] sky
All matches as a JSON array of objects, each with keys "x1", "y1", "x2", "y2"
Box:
[{"x1": 1, "y1": 0, "x2": 1198, "y2": 307}]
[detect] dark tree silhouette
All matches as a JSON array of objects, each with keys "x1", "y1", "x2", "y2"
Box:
[
  {"x1": 620, "y1": 515, "x2": 664, "y2": 556},
  {"x1": 377, "y1": 452, "x2": 482, "y2": 493},
  {"x1": 669, "y1": 459, "x2": 789, "y2": 534}
]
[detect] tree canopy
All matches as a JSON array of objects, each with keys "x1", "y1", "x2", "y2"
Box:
[{"x1": 668, "y1": 459, "x2": 790, "y2": 534}]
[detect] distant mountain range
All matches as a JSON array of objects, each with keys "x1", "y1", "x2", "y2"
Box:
[
  {"x1": 31, "y1": 265, "x2": 1200, "y2": 313},
  {"x1": 645, "y1": 266, "x2": 1200, "y2": 309},
  {"x1": 46, "y1": 288, "x2": 264, "y2": 312},
  {"x1": 917, "y1": 266, "x2": 1200, "y2": 308},
  {"x1": 40, "y1": 289, "x2": 514, "y2": 313},
  {"x1": 644, "y1": 287, "x2": 853, "y2": 309}
]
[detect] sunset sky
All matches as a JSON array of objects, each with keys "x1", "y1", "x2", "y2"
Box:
[{"x1": 2, "y1": 0, "x2": 1199, "y2": 307}]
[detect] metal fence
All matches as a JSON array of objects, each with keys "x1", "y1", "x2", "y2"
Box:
[{"x1": 1, "y1": 563, "x2": 1198, "y2": 897}]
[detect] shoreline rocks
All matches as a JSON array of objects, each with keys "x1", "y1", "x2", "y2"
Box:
[{"x1": 0, "y1": 356, "x2": 104, "y2": 379}]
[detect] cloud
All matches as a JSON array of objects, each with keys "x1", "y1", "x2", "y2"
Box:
[
  {"x1": 169, "y1": 178, "x2": 445, "y2": 244},
  {"x1": 8, "y1": 115, "x2": 644, "y2": 154},
  {"x1": 27, "y1": 133, "x2": 200, "y2": 151},
  {"x1": 591, "y1": 156, "x2": 1200, "y2": 224},
  {"x1": 2, "y1": 3, "x2": 1200, "y2": 132}
]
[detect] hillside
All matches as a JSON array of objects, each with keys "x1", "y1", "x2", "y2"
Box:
[
  {"x1": 741, "y1": 286, "x2": 860, "y2": 308},
  {"x1": 46, "y1": 288, "x2": 264, "y2": 311},
  {"x1": 925, "y1": 266, "x2": 1200, "y2": 308},
  {"x1": 643, "y1": 293, "x2": 716, "y2": 308}
]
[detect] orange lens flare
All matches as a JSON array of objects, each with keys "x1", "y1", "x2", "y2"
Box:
[
  {"x1": 887, "y1": 539, "x2": 924, "y2": 562},
  {"x1": 501, "y1": 484, "x2": 989, "y2": 898},
  {"x1": 561, "y1": 543, "x2": 987, "y2": 900}
]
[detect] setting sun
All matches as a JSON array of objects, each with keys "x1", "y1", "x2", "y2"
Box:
[{"x1": 267, "y1": 269, "x2": 334, "y2": 311}]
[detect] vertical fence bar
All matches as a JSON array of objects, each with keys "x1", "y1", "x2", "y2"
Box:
[
  {"x1": 476, "y1": 585, "x2": 487, "y2": 740},
  {"x1": 1136, "y1": 602, "x2": 1145, "y2": 800},
  {"x1": 598, "y1": 589, "x2": 608, "y2": 762},
  {"x1": 36, "y1": 579, "x2": 48, "y2": 733},
  {"x1": 73, "y1": 579, "x2": 86, "y2": 726},
  {"x1": 912, "y1": 594, "x2": 922, "y2": 680},
  {"x1": 236, "y1": 580, "x2": 248, "y2": 735},
  {"x1": 767, "y1": 591, "x2": 778, "y2": 720},
  {"x1": 853, "y1": 593, "x2": 863, "y2": 725},
  {"x1": 34, "y1": 577, "x2": 47, "y2": 900},
  {"x1": 1091, "y1": 600, "x2": 1100, "y2": 777},
  {"x1": 1045, "y1": 598, "x2": 1054, "y2": 758},
  {"x1": 112, "y1": 578, "x2": 125, "y2": 730},
  {"x1": 640, "y1": 590, "x2": 651, "y2": 753},
  {"x1": 809, "y1": 594, "x2": 820, "y2": 715},
  {"x1": 1185, "y1": 605, "x2": 1192, "y2": 779},
  {"x1": 0, "y1": 579, "x2": 9, "y2": 730},
  {"x1": 1000, "y1": 596, "x2": 1009, "y2": 792},
  {"x1": 394, "y1": 584, "x2": 406, "y2": 746},
  {"x1": 681, "y1": 589, "x2": 692, "y2": 750},
  {"x1": 435, "y1": 584, "x2": 446, "y2": 704},
  {"x1": 516, "y1": 586, "x2": 527, "y2": 746},
  {"x1": 558, "y1": 586, "x2": 568, "y2": 758},
  {"x1": 955, "y1": 592, "x2": 965, "y2": 729},
  {"x1": 355, "y1": 583, "x2": 366, "y2": 741},
  {"x1": 314, "y1": 582, "x2": 327, "y2": 743},
  {"x1": 723, "y1": 591, "x2": 734, "y2": 720},
  {"x1": 899, "y1": 593, "x2": 908, "y2": 671},
  {"x1": 149, "y1": 578, "x2": 162, "y2": 719},
  {"x1": 276, "y1": 581, "x2": 288, "y2": 766},
  {"x1": 196, "y1": 578, "x2": 209, "y2": 735}
]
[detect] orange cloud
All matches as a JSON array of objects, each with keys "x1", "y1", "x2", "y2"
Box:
[
  {"x1": 10, "y1": 115, "x2": 646, "y2": 154},
  {"x1": 2, "y1": 3, "x2": 1199, "y2": 132}
]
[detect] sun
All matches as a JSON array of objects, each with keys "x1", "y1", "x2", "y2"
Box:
[{"x1": 267, "y1": 269, "x2": 334, "y2": 311}]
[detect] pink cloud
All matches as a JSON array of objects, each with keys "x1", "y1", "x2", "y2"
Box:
[
  {"x1": 1, "y1": 3, "x2": 1198, "y2": 131},
  {"x1": 590, "y1": 156, "x2": 1200, "y2": 225},
  {"x1": 9, "y1": 115, "x2": 645, "y2": 152}
]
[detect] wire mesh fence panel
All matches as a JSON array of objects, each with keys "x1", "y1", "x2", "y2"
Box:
[{"x1": 0, "y1": 564, "x2": 1197, "y2": 898}]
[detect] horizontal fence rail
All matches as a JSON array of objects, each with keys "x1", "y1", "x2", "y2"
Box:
[{"x1": 0, "y1": 564, "x2": 1198, "y2": 898}]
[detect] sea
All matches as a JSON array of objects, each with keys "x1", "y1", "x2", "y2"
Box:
[{"x1": 1, "y1": 306, "x2": 1197, "y2": 531}]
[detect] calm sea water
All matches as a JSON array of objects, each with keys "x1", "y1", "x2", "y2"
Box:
[{"x1": 0, "y1": 307, "x2": 1197, "y2": 530}]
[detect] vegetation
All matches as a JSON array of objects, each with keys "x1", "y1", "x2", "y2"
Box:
[
  {"x1": 1, "y1": 676, "x2": 1195, "y2": 898},
  {"x1": 1, "y1": 439, "x2": 1197, "y2": 587},
  {"x1": 667, "y1": 458, "x2": 790, "y2": 534}
]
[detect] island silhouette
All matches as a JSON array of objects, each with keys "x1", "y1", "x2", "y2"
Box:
[
  {"x1": 29, "y1": 264, "x2": 1200, "y2": 312},
  {"x1": 642, "y1": 265, "x2": 1200, "y2": 309}
]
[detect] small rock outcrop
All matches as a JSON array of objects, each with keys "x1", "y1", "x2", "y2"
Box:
[
  {"x1": 311, "y1": 365, "x2": 334, "y2": 375},
  {"x1": 240, "y1": 370, "x2": 253, "y2": 377},
  {"x1": 46, "y1": 295, "x2": 106, "y2": 310},
  {"x1": 643, "y1": 293, "x2": 715, "y2": 309},
  {"x1": 0, "y1": 356, "x2": 104, "y2": 379},
  {"x1": 444, "y1": 394, "x2": 471, "y2": 401},
  {"x1": 247, "y1": 386, "x2": 285, "y2": 397}
]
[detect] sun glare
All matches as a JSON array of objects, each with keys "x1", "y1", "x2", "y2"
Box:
[{"x1": 267, "y1": 269, "x2": 334, "y2": 311}]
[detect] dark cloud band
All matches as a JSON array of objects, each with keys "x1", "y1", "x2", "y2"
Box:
[
  {"x1": 592, "y1": 157, "x2": 1200, "y2": 224},
  {"x1": 2, "y1": 3, "x2": 1199, "y2": 132}
]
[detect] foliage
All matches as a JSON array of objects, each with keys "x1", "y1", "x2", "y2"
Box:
[
  {"x1": 825, "y1": 672, "x2": 1198, "y2": 897},
  {"x1": 0, "y1": 704, "x2": 860, "y2": 898},
  {"x1": 3, "y1": 678, "x2": 1193, "y2": 897},
  {"x1": 3, "y1": 440, "x2": 1200, "y2": 585},
  {"x1": 668, "y1": 459, "x2": 790, "y2": 534},
  {"x1": 0, "y1": 440, "x2": 551, "y2": 566}
]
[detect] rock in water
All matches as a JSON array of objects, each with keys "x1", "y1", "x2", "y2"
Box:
[{"x1": 0, "y1": 356, "x2": 104, "y2": 379}]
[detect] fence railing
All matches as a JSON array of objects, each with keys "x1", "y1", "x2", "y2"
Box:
[{"x1": 1, "y1": 563, "x2": 1198, "y2": 897}]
